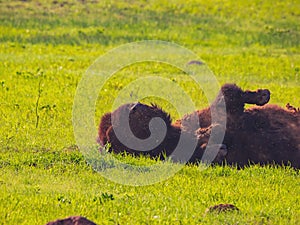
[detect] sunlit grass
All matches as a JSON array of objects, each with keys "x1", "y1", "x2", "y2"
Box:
[{"x1": 0, "y1": 0, "x2": 299, "y2": 224}]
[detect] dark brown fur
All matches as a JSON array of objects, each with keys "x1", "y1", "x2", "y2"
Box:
[
  {"x1": 178, "y1": 84, "x2": 300, "y2": 168},
  {"x1": 98, "y1": 84, "x2": 300, "y2": 168},
  {"x1": 224, "y1": 104, "x2": 300, "y2": 168},
  {"x1": 98, "y1": 102, "x2": 226, "y2": 163},
  {"x1": 98, "y1": 103, "x2": 181, "y2": 158}
]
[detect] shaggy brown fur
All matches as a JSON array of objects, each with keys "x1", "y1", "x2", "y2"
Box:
[
  {"x1": 98, "y1": 102, "x2": 226, "y2": 163},
  {"x1": 98, "y1": 84, "x2": 300, "y2": 168},
  {"x1": 178, "y1": 84, "x2": 300, "y2": 168},
  {"x1": 98, "y1": 102, "x2": 180, "y2": 158},
  {"x1": 224, "y1": 104, "x2": 300, "y2": 168}
]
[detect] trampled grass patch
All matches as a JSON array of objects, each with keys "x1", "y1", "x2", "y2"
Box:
[{"x1": 0, "y1": 0, "x2": 299, "y2": 224}]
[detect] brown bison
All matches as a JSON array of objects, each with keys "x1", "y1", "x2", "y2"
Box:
[{"x1": 98, "y1": 84, "x2": 300, "y2": 168}]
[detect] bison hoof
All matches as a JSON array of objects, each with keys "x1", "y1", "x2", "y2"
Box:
[{"x1": 256, "y1": 89, "x2": 271, "y2": 106}]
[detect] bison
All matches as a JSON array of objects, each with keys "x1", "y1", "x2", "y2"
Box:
[{"x1": 98, "y1": 84, "x2": 300, "y2": 168}]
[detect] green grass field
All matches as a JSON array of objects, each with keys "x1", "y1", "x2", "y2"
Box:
[{"x1": 0, "y1": 0, "x2": 300, "y2": 224}]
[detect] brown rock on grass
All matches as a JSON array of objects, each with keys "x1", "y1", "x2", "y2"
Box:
[
  {"x1": 205, "y1": 203, "x2": 239, "y2": 214},
  {"x1": 45, "y1": 216, "x2": 97, "y2": 225}
]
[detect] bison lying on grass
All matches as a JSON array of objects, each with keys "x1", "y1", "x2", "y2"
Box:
[{"x1": 98, "y1": 84, "x2": 300, "y2": 168}]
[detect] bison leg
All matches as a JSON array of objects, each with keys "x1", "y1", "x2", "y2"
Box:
[
  {"x1": 242, "y1": 88, "x2": 270, "y2": 106},
  {"x1": 213, "y1": 84, "x2": 270, "y2": 116}
]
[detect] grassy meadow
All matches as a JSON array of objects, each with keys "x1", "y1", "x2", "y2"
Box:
[{"x1": 0, "y1": 0, "x2": 300, "y2": 224}]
